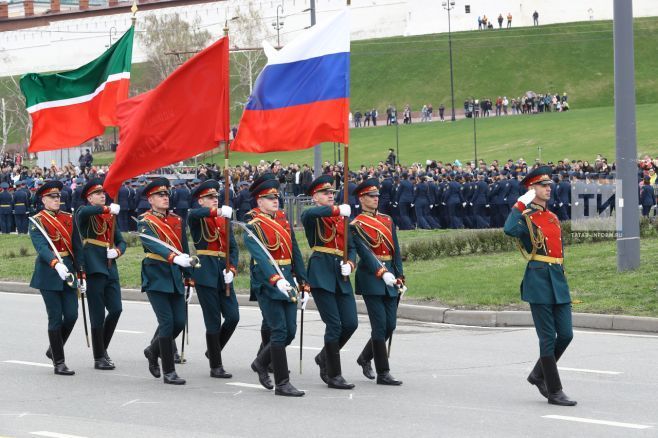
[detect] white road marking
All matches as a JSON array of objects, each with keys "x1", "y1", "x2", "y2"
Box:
[
  {"x1": 232, "y1": 391, "x2": 242, "y2": 396},
  {"x1": 31, "y1": 432, "x2": 89, "y2": 438},
  {"x1": 226, "y1": 382, "x2": 271, "y2": 390},
  {"x1": 288, "y1": 345, "x2": 322, "y2": 351},
  {"x1": 3, "y1": 360, "x2": 51, "y2": 368},
  {"x1": 558, "y1": 367, "x2": 622, "y2": 375},
  {"x1": 120, "y1": 399, "x2": 139, "y2": 407},
  {"x1": 115, "y1": 329, "x2": 144, "y2": 334},
  {"x1": 543, "y1": 415, "x2": 652, "y2": 430}
]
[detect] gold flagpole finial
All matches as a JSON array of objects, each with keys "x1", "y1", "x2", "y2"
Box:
[{"x1": 131, "y1": 0, "x2": 138, "y2": 26}]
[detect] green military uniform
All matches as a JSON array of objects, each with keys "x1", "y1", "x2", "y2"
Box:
[
  {"x1": 350, "y1": 178, "x2": 404, "y2": 386},
  {"x1": 29, "y1": 181, "x2": 81, "y2": 376},
  {"x1": 503, "y1": 165, "x2": 576, "y2": 406},
  {"x1": 300, "y1": 175, "x2": 358, "y2": 389},
  {"x1": 188, "y1": 179, "x2": 239, "y2": 378},
  {"x1": 244, "y1": 178, "x2": 308, "y2": 397},
  {"x1": 138, "y1": 178, "x2": 191, "y2": 385},
  {"x1": 75, "y1": 179, "x2": 126, "y2": 370}
]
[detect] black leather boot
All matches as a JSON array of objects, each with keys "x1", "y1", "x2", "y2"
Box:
[
  {"x1": 219, "y1": 324, "x2": 236, "y2": 351},
  {"x1": 326, "y1": 341, "x2": 354, "y2": 390},
  {"x1": 160, "y1": 336, "x2": 185, "y2": 385},
  {"x1": 271, "y1": 344, "x2": 304, "y2": 397},
  {"x1": 315, "y1": 347, "x2": 328, "y2": 384},
  {"x1": 92, "y1": 328, "x2": 114, "y2": 370},
  {"x1": 206, "y1": 332, "x2": 231, "y2": 378},
  {"x1": 173, "y1": 338, "x2": 185, "y2": 364},
  {"x1": 251, "y1": 343, "x2": 273, "y2": 390},
  {"x1": 373, "y1": 340, "x2": 402, "y2": 386},
  {"x1": 356, "y1": 339, "x2": 375, "y2": 380},
  {"x1": 541, "y1": 356, "x2": 576, "y2": 406},
  {"x1": 260, "y1": 329, "x2": 274, "y2": 373},
  {"x1": 46, "y1": 323, "x2": 74, "y2": 360},
  {"x1": 103, "y1": 316, "x2": 120, "y2": 366},
  {"x1": 48, "y1": 329, "x2": 74, "y2": 376},
  {"x1": 527, "y1": 359, "x2": 548, "y2": 399},
  {"x1": 144, "y1": 337, "x2": 161, "y2": 378}
]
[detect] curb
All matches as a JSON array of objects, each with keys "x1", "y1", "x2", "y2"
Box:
[{"x1": 3, "y1": 281, "x2": 658, "y2": 333}]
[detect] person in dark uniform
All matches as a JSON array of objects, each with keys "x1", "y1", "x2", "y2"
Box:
[
  {"x1": 470, "y1": 173, "x2": 490, "y2": 228},
  {"x1": 444, "y1": 173, "x2": 465, "y2": 229},
  {"x1": 413, "y1": 176, "x2": 438, "y2": 229},
  {"x1": 504, "y1": 166, "x2": 576, "y2": 406},
  {"x1": 556, "y1": 172, "x2": 571, "y2": 221},
  {"x1": 0, "y1": 182, "x2": 12, "y2": 234},
  {"x1": 395, "y1": 173, "x2": 414, "y2": 230},
  {"x1": 301, "y1": 175, "x2": 358, "y2": 389},
  {"x1": 351, "y1": 178, "x2": 404, "y2": 386},
  {"x1": 640, "y1": 176, "x2": 655, "y2": 217},
  {"x1": 379, "y1": 174, "x2": 393, "y2": 216},
  {"x1": 135, "y1": 177, "x2": 151, "y2": 216},
  {"x1": 117, "y1": 181, "x2": 131, "y2": 232},
  {"x1": 245, "y1": 177, "x2": 309, "y2": 397},
  {"x1": 138, "y1": 178, "x2": 194, "y2": 385},
  {"x1": 188, "y1": 180, "x2": 239, "y2": 378},
  {"x1": 71, "y1": 178, "x2": 84, "y2": 212},
  {"x1": 75, "y1": 179, "x2": 125, "y2": 370},
  {"x1": 60, "y1": 178, "x2": 72, "y2": 213},
  {"x1": 29, "y1": 180, "x2": 83, "y2": 375},
  {"x1": 13, "y1": 181, "x2": 30, "y2": 234},
  {"x1": 234, "y1": 182, "x2": 252, "y2": 222},
  {"x1": 172, "y1": 180, "x2": 191, "y2": 225}
]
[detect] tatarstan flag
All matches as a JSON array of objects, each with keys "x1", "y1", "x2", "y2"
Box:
[{"x1": 20, "y1": 26, "x2": 134, "y2": 152}]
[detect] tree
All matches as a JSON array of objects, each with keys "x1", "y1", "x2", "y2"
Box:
[
  {"x1": 229, "y1": 0, "x2": 272, "y2": 111},
  {"x1": 0, "y1": 48, "x2": 31, "y2": 154},
  {"x1": 138, "y1": 13, "x2": 212, "y2": 87}
]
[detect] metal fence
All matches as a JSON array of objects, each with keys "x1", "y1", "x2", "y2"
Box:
[{"x1": 282, "y1": 195, "x2": 314, "y2": 228}]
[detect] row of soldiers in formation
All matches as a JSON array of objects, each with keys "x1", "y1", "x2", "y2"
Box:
[
  {"x1": 362, "y1": 171, "x2": 620, "y2": 231},
  {"x1": 26, "y1": 166, "x2": 579, "y2": 405},
  {"x1": 27, "y1": 174, "x2": 405, "y2": 397}
]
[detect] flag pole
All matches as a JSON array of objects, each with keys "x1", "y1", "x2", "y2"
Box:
[
  {"x1": 223, "y1": 22, "x2": 231, "y2": 297},
  {"x1": 342, "y1": 0, "x2": 351, "y2": 279},
  {"x1": 130, "y1": 0, "x2": 137, "y2": 26}
]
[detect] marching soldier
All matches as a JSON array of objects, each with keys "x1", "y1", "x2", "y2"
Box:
[
  {"x1": 245, "y1": 177, "x2": 309, "y2": 397},
  {"x1": 0, "y1": 182, "x2": 12, "y2": 234},
  {"x1": 138, "y1": 178, "x2": 194, "y2": 385},
  {"x1": 29, "y1": 180, "x2": 84, "y2": 375},
  {"x1": 351, "y1": 178, "x2": 404, "y2": 386},
  {"x1": 301, "y1": 175, "x2": 358, "y2": 389},
  {"x1": 75, "y1": 179, "x2": 125, "y2": 370},
  {"x1": 188, "y1": 179, "x2": 239, "y2": 378},
  {"x1": 503, "y1": 166, "x2": 576, "y2": 406}
]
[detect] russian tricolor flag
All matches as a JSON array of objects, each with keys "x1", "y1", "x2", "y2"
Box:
[{"x1": 231, "y1": 8, "x2": 350, "y2": 153}]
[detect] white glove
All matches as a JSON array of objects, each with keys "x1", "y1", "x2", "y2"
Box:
[
  {"x1": 382, "y1": 272, "x2": 396, "y2": 286},
  {"x1": 429, "y1": 204, "x2": 434, "y2": 209},
  {"x1": 109, "y1": 203, "x2": 120, "y2": 215},
  {"x1": 469, "y1": 202, "x2": 473, "y2": 206},
  {"x1": 220, "y1": 205, "x2": 233, "y2": 218},
  {"x1": 518, "y1": 189, "x2": 536, "y2": 206},
  {"x1": 173, "y1": 254, "x2": 192, "y2": 268},
  {"x1": 338, "y1": 204, "x2": 351, "y2": 217},
  {"x1": 79, "y1": 278, "x2": 87, "y2": 294},
  {"x1": 299, "y1": 292, "x2": 310, "y2": 310},
  {"x1": 462, "y1": 202, "x2": 467, "y2": 207},
  {"x1": 276, "y1": 278, "x2": 292, "y2": 293},
  {"x1": 54, "y1": 262, "x2": 70, "y2": 281},
  {"x1": 186, "y1": 286, "x2": 195, "y2": 304},
  {"x1": 107, "y1": 248, "x2": 119, "y2": 259},
  {"x1": 340, "y1": 261, "x2": 352, "y2": 276},
  {"x1": 410, "y1": 203, "x2": 415, "y2": 207},
  {"x1": 485, "y1": 204, "x2": 490, "y2": 208},
  {"x1": 223, "y1": 269, "x2": 234, "y2": 284},
  {"x1": 559, "y1": 202, "x2": 564, "y2": 207}
]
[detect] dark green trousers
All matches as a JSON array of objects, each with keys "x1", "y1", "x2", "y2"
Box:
[
  {"x1": 146, "y1": 291, "x2": 186, "y2": 338},
  {"x1": 530, "y1": 303, "x2": 573, "y2": 357},
  {"x1": 86, "y1": 273, "x2": 123, "y2": 329},
  {"x1": 196, "y1": 284, "x2": 240, "y2": 334},
  {"x1": 40, "y1": 286, "x2": 78, "y2": 331},
  {"x1": 257, "y1": 292, "x2": 296, "y2": 346},
  {"x1": 363, "y1": 294, "x2": 397, "y2": 342},
  {"x1": 312, "y1": 288, "x2": 358, "y2": 344}
]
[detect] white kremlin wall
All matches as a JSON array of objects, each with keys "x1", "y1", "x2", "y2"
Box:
[{"x1": 1, "y1": 0, "x2": 658, "y2": 76}]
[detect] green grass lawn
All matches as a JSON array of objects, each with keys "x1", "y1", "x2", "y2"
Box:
[
  {"x1": 91, "y1": 103, "x2": 658, "y2": 168},
  {"x1": 3, "y1": 231, "x2": 658, "y2": 317}
]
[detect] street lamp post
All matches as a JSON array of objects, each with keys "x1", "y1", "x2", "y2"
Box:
[
  {"x1": 395, "y1": 107, "x2": 400, "y2": 164},
  {"x1": 472, "y1": 98, "x2": 477, "y2": 165},
  {"x1": 272, "y1": 4, "x2": 284, "y2": 48},
  {"x1": 442, "y1": 1, "x2": 456, "y2": 122}
]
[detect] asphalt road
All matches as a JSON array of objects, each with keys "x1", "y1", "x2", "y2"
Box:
[{"x1": 1, "y1": 291, "x2": 657, "y2": 438}]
